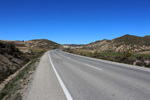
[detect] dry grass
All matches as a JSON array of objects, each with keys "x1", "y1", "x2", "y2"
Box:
[
  {"x1": 0, "y1": 56, "x2": 40, "y2": 100},
  {"x1": 137, "y1": 51, "x2": 150, "y2": 54},
  {"x1": 63, "y1": 48, "x2": 150, "y2": 67}
]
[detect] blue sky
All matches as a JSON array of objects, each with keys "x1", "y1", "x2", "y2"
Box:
[{"x1": 0, "y1": 0, "x2": 150, "y2": 44}]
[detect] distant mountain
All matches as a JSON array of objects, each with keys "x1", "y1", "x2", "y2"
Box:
[{"x1": 84, "y1": 34, "x2": 150, "y2": 52}]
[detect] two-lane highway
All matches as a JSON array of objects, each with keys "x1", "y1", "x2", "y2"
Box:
[{"x1": 24, "y1": 49, "x2": 150, "y2": 100}]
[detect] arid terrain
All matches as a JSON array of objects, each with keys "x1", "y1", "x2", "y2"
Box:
[
  {"x1": 0, "y1": 39, "x2": 61, "y2": 83},
  {"x1": 83, "y1": 34, "x2": 150, "y2": 52},
  {"x1": 0, "y1": 34, "x2": 150, "y2": 100},
  {"x1": 63, "y1": 34, "x2": 150, "y2": 68}
]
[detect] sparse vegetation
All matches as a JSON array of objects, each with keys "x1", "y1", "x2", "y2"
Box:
[
  {"x1": 0, "y1": 42, "x2": 29, "y2": 83},
  {"x1": 63, "y1": 48, "x2": 150, "y2": 68},
  {"x1": 84, "y1": 34, "x2": 150, "y2": 52},
  {"x1": 0, "y1": 56, "x2": 40, "y2": 100},
  {"x1": 64, "y1": 34, "x2": 150, "y2": 68},
  {"x1": 0, "y1": 39, "x2": 59, "y2": 83},
  {"x1": 0, "y1": 42, "x2": 21, "y2": 58},
  {"x1": 0, "y1": 39, "x2": 60, "y2": 99},
  {"x1": 114, "y1": 34, "x2": 150, "y2": 46}
]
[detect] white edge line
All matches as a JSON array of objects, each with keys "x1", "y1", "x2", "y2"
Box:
[
  {"x1": 85, "y1": 64, "x2": 102, "y2": 71},
  {"x1": 48, "y1": 51, "x2": 73, "y2": 100}
]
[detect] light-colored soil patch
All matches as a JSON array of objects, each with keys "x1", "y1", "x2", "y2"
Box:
[{"x1": 137, "y1": 51, "x2": 150, "y2": 54}]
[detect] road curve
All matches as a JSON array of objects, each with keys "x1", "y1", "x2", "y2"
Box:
[{"x1": 24, "y1": 49, "x2": 150, "y2": 100}]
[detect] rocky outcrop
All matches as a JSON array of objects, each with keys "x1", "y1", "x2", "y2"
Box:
[{"x1": 20, "y1": 49, "x2": 34, "y2": 54}]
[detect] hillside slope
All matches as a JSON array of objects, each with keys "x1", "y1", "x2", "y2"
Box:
[
  {"x1": 84, "y1": 34, "x2": 150, "y2": 52},
  {"x1": 0, "y1": 42, "x2": 28, "y2": 83},
  {"x1": 0, "y1": 39, "x2": 61, "y2": 83}
]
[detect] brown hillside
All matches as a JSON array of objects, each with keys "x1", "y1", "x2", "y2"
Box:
[
  {"x1": 0, "y1": 42, "x2": 28, "y2": 83},
  {"x1": 0, "y1": 39, "x2": 61, "y2": 83},
  {"x1": 114, "y1": 34, "x2": 150, "y2": 46},
  {"x1": 84, "y1": 34, "x2": 150, "y2": 52},
  {"x1": 8, "y1": 39, "x2": 61, "y2": 49}
]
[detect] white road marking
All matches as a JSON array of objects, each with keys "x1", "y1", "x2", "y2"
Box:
[
  {"x1": 57, "y1": 52, "x2": 69, "y2": 59},
  {"x1": 56, "y1": 52, "x2": 73, "y2": 60},
  {"x1": 66, "y1": 57, "x2": 72, "y2": 60},
  {"x1": 57, "y1": 51, "x2": 102, "y2": 71},
  {"x1": 48, "y1": 52, "x2": 73, "y2": 100},
  {"x1": 85, "y1": 64, "x2": 102, "y2": 71}
]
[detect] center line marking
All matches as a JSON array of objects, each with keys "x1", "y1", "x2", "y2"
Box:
[
  {"x1": 85, "y1": 64, "x2": 102, "y2": 71},
  {"x1": 49, "y1": 52, "x2": 73, "y2": 100},
  {"x1": 57, "y1": 52, "x2": 71, "y2": 59},
  {"x1": 66, "y1": 57, "x2": 72, "y2": 60}
]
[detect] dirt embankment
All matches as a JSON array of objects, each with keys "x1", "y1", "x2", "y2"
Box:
[
  {"x1": 0, "y1": 57, "x2": 40, "y2": 100},
  {"x1": 0, "y1": 40, "x2": 50, "y2": 84},
  {"x1": 0, "y1": 42, "x2": 29, "y2": 83}
]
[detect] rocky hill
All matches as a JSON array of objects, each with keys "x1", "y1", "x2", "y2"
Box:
[
  {"x1": 28, "y1": 39, "x2": 60, "y2": 49},
  {"x1": 84, "y1": 34, "x2": 150, "y2": 52}
]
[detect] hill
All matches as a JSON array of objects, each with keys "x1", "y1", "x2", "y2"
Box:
[
  {"x1": 4, "y1": 39, "x2": 61, "y2": 49},
  {"x1": 114, "y1": 34, "x2": 150, "y2": 46},
  {"x1": 84, "y1": 34, "x2": 150, "y2": 52},
  {"x1": 1, "y1": 39, "x2": 61, "y2": 55},
  {"x1": 0, "y1": 39, "x2": 61, "y2": 83}
]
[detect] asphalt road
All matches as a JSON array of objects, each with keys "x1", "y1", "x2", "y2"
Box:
[{"x1": 24, "y1": 49, "x2": 150, "y2": 100}]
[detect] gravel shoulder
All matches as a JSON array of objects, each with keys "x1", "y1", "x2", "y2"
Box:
[{"x1": 23, "y1": 51, "x2": 66, "y2": 100}]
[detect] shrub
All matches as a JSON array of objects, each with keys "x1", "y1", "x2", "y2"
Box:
[
  {"x1": 92, "y1": 51, "x2": 99, "y2": 58},
  {"x1": 123, "y1": 50, "x2": 132, "y2": 58}
]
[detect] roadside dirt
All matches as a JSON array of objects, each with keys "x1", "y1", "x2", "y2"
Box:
[
  {"x1": 0, "y1": 57, "x2": 40, "y2": 100},
  {"x1": 0, "y1": 62, "x2": 31, "y2": 91}
]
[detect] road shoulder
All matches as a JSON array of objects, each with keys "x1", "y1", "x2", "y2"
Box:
[{"x1": 24, "y1": 51, "x2": 66, "y2": 100}]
